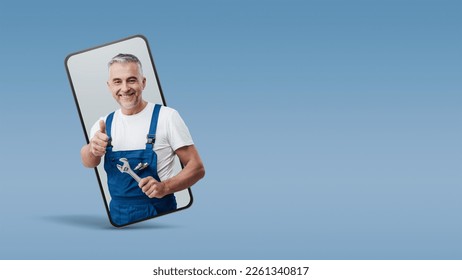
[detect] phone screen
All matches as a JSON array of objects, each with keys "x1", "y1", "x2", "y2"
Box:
[{"x1": 65, "y1": 35, "x2": 193, "y2": 227}]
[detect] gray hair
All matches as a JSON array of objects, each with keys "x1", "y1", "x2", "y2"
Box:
[{"x1": 108, "y1": 53, "x2": 143, "y2": 75}]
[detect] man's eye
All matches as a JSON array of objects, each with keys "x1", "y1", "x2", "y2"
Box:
[
  {"x1": 113, "y1": 81, "x2": 121, "y2": 85},
  {"x1": 128, "y1": 79, "x2": 137, "y2": 83}
]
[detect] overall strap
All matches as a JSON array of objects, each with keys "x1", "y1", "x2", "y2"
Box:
[
  {"x1": 146, "y1": 104, "x2": 162, "y2": 150},
  {"x1": 105, "y1": 112, "x2": 115, "y2": 152}
]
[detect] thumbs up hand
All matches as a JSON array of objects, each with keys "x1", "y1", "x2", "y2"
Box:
[{"x1": 90, "y1": 120, "x2": 109, "y2": 158}]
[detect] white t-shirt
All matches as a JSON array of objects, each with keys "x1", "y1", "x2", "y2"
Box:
[{"x1": 90, "y1": 103, "x2": 194, "y2": 181}]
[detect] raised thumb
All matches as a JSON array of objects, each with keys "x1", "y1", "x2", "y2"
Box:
[{"x1": 99, "y1": 120, "x2": 106, "y2": 134}]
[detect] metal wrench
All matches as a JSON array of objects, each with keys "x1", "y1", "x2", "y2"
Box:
[{"x1": 117, "y1": 158, "x2": 141, "y2": 182}]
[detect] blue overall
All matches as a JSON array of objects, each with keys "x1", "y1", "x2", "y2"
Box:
[{"x1": 104, "y1": 104, "x2": 177, "y2": 226}]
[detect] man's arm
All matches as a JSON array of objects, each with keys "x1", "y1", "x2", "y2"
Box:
[
  {"x1": 139, "y1": 145, "x2": 205, "y2": 198},
  {"x1": 81, "y1": 144, "x2": 102, "y2": 168},
  {"x1": 81, "y1": 120, "x2": 109, "y2": 168}
]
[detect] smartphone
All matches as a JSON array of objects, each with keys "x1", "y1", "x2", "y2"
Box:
[{"x1": 65, "y1": 35, "x2": 193, "y2": 227}]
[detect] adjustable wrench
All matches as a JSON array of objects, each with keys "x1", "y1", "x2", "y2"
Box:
[{"x1": 117, "y1": 158, "x2": 141, "y2": 183}]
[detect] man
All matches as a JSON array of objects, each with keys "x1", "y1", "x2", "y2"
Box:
[{"x1": 81, "y1": 53, "x2": 205, "y2": 226}]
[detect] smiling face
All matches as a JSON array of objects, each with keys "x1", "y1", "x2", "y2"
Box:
[{"x1": 107, "y1": 62, "x2": 147, "y2": 115}]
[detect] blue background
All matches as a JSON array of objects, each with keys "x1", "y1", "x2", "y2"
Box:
[{"x1": 0, "y1": 0, "x2": 460, "y2": 259}]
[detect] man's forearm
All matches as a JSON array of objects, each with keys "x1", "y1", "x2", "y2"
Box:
[
  {"x1": 163, "y1": 159, "x2": 205, "y2": 194},
  {"x1": 163, "y1": 146, "x2": 205, "y2": 194},
  {"x1": 81, "y1": 144, "x2": 102, "y2": 168}
]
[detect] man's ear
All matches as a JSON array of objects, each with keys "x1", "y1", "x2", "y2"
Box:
[{"x1": 142, "y1": 77, "x2": 147, "y2": 89}]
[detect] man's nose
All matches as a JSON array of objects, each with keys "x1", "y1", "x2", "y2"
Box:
[{"x1": 121, "y1": 82, "x2": 130, "y2": 92}]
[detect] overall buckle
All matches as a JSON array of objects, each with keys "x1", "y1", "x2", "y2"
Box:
[{"x1": 146, "y1": 134, "x2": 156, "y2": 144}]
